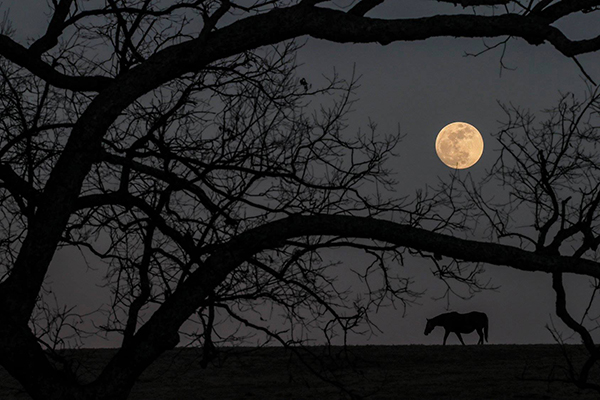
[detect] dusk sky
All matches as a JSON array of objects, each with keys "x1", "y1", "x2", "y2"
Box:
[{"x1": 4, "y1": 0, "x2": 600, "y2": 347}]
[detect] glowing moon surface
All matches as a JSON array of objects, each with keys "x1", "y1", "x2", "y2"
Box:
[{"x1": 435, "y1": 122, "x2": 484, "y2": 169}]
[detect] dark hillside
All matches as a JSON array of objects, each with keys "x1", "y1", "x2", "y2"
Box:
[{"x1": 1, "y1": 345, "x2": 598, "y2": 399}]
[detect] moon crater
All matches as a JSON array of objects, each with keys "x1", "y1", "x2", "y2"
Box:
[{"x1": 435, "y1": 122, "x2": 484, "y2": 169}]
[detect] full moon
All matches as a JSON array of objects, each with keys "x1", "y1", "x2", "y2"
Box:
[{"x1": 435, "y1": 122, "x2": 484, "y2": 169}]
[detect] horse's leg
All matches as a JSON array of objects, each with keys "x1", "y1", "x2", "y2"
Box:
[
  {"x1": 477, "y1": 328, "x2": 483, "y2": 345},
  {"x1": 456, "y1": 332, "x2": 465, "y2": 345},
  {"x1": 443, "y1": 330, "x2": 450, "y2": 345}
]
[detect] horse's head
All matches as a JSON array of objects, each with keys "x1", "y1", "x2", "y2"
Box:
[{"x1": 424, "y1": 318, "x2": 434, "y2": 336}]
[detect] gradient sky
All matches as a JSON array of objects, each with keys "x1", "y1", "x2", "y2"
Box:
[{"x1": 4, "y1": 0, "x2": 600, "y2": 347}]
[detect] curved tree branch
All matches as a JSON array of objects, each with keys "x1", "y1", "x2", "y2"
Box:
[
  {"x1": 92, "y1": 213, "x2": 600, "y2": 393},
  {"x1": 1, "y1": 3, "x2": 599, "y2": 92},
  {"x1": 0, "y1": 35, "x2": 113, "y2": 92}
]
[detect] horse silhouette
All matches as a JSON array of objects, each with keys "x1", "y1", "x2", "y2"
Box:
[{"x1": 424, "y1": 311, "x2": 488, "y2": 345}]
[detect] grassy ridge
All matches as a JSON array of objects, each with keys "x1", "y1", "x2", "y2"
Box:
[{"x1": 1, "y1": 345, "x2": 599, "y2": 399}]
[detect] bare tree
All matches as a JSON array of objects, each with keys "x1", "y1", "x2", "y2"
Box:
[
  {"x1": 442, "y1": 86, "x2": 600, "y2": 390},
  {"x1": 1, "y1": 1, "x2": 600, "y2": 399}
]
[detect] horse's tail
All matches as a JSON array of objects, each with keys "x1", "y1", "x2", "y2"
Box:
[{"x1": 484, "y1": 314, "x2": 489, "y2": 343}]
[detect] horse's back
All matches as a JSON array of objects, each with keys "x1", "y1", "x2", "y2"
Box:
[
  {"x1": 449, "y1": 311, "x2": 487, "y2": 333},
  {"x1": 446, "y1": 311, "x2": 487, "y2": 320},
  {"x1": 435, "y1": 311, "x2": 488, "y2": 328},
  {"x1": 466, "y1": 311, "x2": 487, "y2": 319}
]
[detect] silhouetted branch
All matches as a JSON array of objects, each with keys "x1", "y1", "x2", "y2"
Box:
[
  {"x1": 552, "y1": 272, "x2": 600, "y2": 391},
  {"x1": 572, "y1": 56, "x2": 597, "y2": 86},
  {"x1": 0, "y1": 36, "x2": 113, "y2": 92},
  {"x1": 348, "y1": 0, "x2": 384, "y2": 16},
  {"x1": 29, "y1": 0, "x2": 75, "y2": 56},
  {"x1": 437, "y1": 0, "x2": 510, "y2": 7}
]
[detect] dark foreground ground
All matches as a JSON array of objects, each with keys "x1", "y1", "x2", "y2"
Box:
[{"x1": 1, "y1": 345, "x2": 599, "y2": 399}]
